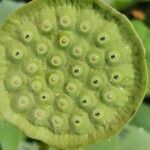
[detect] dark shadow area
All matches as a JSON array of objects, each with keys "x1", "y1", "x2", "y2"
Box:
[{"x1": 144, "y1": 97, "x2": 150, "y2": 105}]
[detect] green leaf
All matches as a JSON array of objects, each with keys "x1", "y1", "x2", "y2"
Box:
[
  {"x1": 112, "y1": 0, "x2": 135, "y2": 10},
  {"x1": 131, "y1": 20, "x2": 149, "y2": 40},
  {"x1": 118, "y1": 125, "x2": 150, "y2": 150},
  {"x1": 84, "y1": 125, "x2": 150, "y2": 150},
  {"x1": 131, "y1": 20, "x2": 150, "y2": 96},
  {"x1": 0, "y1": 119, "x2": 25, "y2": 150},
  {"x1": 131, "y1": 104, "x2": 150, "y2": 132}
]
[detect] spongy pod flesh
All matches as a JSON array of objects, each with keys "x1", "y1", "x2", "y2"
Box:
[{"x1": 0, "y1": 0, "x2": 148, "y2": 149}]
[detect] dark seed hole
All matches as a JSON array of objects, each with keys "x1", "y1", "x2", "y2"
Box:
[
  {"x1": 15, "y1": 51, "x2": 20, "y2": 56},
  {"x1": 75, "y1": 120, "x2": 80, "y2": 124},
  {"x1": 82, "y1": 99, "x2": 87, "y2": 104},
  {"x1": 95, "y1": 112, "x2": 100, "y2": 116},
  {"x1": 42, "y1": 96, "x2": 46, "y2": 99},
  {"x1": 25, "y1": 34, "x2": 30, "y2": 39},
  {"x1": 93, "y1": 80, "x2": 98, "y2": 84},
  {"x1": 114, "y1": 75, "x2": 119, "y2": 80},
  {"x1": 74, "y1": 69, "x2": 79, "y2": 73},
  {"x1": 100, "y1": 36, "x2": 106, "y2": 41},
  {"x1": 111, "y1": 54, "x2": 116, "y2": 59}
]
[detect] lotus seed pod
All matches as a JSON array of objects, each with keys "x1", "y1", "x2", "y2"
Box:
[{"x1": 0, "y1": 0, "x2": 148, "y2": 149}]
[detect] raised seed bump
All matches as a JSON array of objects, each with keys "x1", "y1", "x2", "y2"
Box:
[
  {"x1": 36, "y1": 43, "x2": 48, "y2": 55},
  {"x1": 48, "y1": 73, "x2": 60, "y2": 85},
  {"x1": 60, "y1": 15, "x2": 71, "y2": 28},
  {"x1": 42, "y1": 20, "x2": 52, "y2": 32},
  {"x1": 23, "y1": 31, "x2": 33, "y2": 42}
]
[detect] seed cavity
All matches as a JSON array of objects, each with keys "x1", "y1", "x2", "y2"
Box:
[
  {"x1": 72, "y1": 65, "x2": 83, "y2": 77},
  {"x1": 108, "y1": 51, "x2": 120, "y2": 64},
  {"x1": 23, "y1": 31, "x2": 33, "y2": 42},
  {"x1": 39, "y1": 92, "x2": 50, "y2": 103},
  {"x1": 90, "y1": 76, "x2": 101, "y2": 89},
  {"x1": 42, "y1": 20, "x2": 52, "y2": 32},
  {"x1": 97, "y1": 33, "x2": 109, "y2": 45},
  {"x1": 71, "y1": 115, "x2": 83, "y2": 127},
  {"x1": 12, "y1": 49, "x2": 23, "y2": 60},
  {"x1": 110, "y1": 72, "x2": 123, "y2": 85},
  {"x1": 80, "y1": 95, "x2": 91, "y2": 107},
  {"x1": 70, "y1": 113, "x2": 92, "y2": 135},
  {"x1": 92, "y1": 108, "x2": 103, "y2": 121}
]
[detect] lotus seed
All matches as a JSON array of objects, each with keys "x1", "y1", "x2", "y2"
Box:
[
  {"x1": 48, "y1": 73, "x2": 60, "y2": 85},
  {"x1": 34, "y1": 109, "x2": 46, "y2": 120},
  {"x1": 66, "y1": 82, "x2": 77, "y2": 94},
  {"x1": 31, "y1": 81, "x2": 42, "y2": 92},
  {"x1": 37, "y1": 43, "x2": 48, "y2": 55},
  {"x1": 56, "y1": 94, "x2": 73, "y2": 113},
  {"x1": 50, "y1": 115, "x2": 67, "y2": 134},
  {"x1": 51, "y1": 56, "x2": 62, "y2": 67},
  {"x1": 60, "y1": 15, "x2": 71, "y2": 28},
  {"x1": 10, "y1": 76, "x2": 23, "y2": 90},
  {"x1": 18, "y1": 96, "x2": 29, "y2": 107},
  {"x1": 42, "y1": 20, "x2": 52, "y2": 32},
  {"x1": 27, "y1": 63, "x2": 38, "y2": 74},
  {"x1": 11, "y1": 92, "x2": 33, "y2": 113},
  {"x1": 80, "y1": 21, "x2": 91, "y2": 33},
  {"x1": 72, "y1": 46, "x2": 83, "y2": 58},
  {"x1": 87, "y1": 52, "x2": 100, "y2": 67},
  {"x1": 59, "y1": 35, "x2": 70, "y2": 47},
  {"x1": 52, "y1": 115, "x2": 63, "y2": 127}
]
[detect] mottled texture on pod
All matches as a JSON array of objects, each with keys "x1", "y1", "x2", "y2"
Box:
[{"x1": 0, "y1": 0, "x2": 147, "y2": 149}]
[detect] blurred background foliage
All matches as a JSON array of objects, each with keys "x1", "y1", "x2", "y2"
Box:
[{"x1": 0, "y1": 0, "x2": 150, "y2": 150}]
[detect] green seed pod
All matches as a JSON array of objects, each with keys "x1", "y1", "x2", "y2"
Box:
[{"x1": 0, "y1": 0, "x2": 147, "y2": 149}]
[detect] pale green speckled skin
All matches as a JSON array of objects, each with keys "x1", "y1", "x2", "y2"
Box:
[{"x1": 0, "y1": 0, "x2": 148, "y2": 149}]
